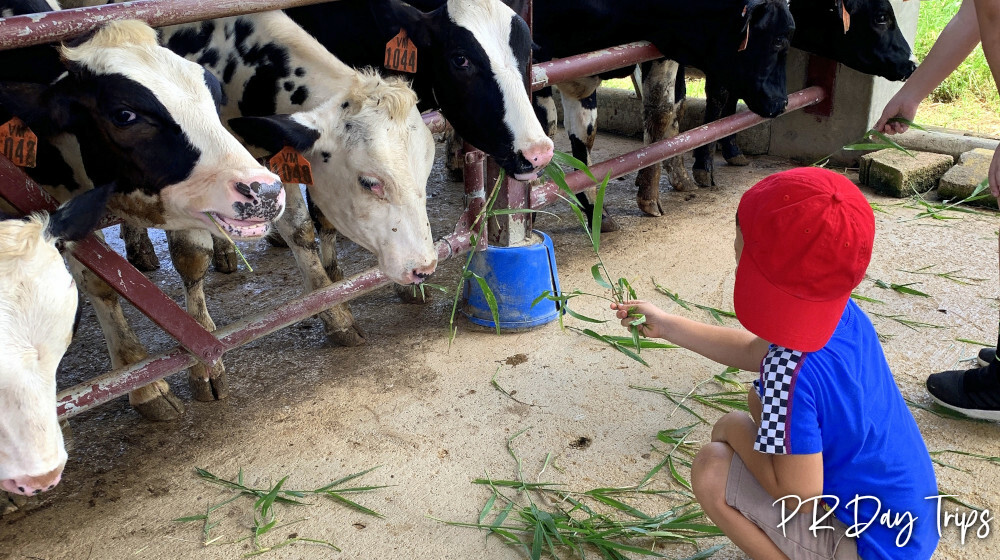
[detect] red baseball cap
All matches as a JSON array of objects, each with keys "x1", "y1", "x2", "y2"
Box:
[{"x1": 734, "y1": 168, "x2": 875, "y2": 352}]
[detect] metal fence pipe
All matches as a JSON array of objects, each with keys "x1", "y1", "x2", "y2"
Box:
[
  {"x1": 530, "y1": 42, "x2": 663, "y2": 91},
  {"x1": 0, "y1": 0, "x2": 338, "y2": 50},
  {"x1": 530, "y1": 86, "x2": 828, "y2": 209}
]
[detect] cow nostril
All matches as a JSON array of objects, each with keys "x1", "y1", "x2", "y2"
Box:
[
  {"x1": 47, "y1": 484, "x2": 55, "y2": 490},
  {"x1": 17, "y1": 486, "x2": 25, "y2": 493},
  {"x1": 32, "y1": 489, "x2": 41, "y2": 495},
  {"x1": 234, "y1": 182, "x2": 254, "y2": 199}
]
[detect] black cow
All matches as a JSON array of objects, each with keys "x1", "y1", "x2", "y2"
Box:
[
  {"x1": 525, "y1": 0, "x2": 795, "y2": 231},
  {"x1": 285, "y1": 0, "x2": 553, "y2": 179},
  {"x1": 691, "y1": 0, "x2": 917, "y2": 187},
  {"x1": 0, "y1": 1, "x2": 286, "y2": 421}
]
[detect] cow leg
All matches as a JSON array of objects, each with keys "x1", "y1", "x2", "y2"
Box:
[
  {"x1": 719, "y1": 89, "x2": 748, "y2": 167},
  {"x1": 444, "y1": 129, "x2": 466, "y2": 182},
  {"x1": 211, "y1": 236, "x2": 239, "y2": 274},
  {"x1": 119, "y1": 223, "x2": 160, "y2": 272},
  {"x1": 693, "y1": 78, "x2": 728, "y2": 188},
  {"x1": 558, "y1": 78, "x2": 619, "y2": 233},
  {"x1": 164, "y1": 229, "x2": 228, "y2": 402},
  {"x1": 534, "y1": 86, "x2": 559, "y2": 137},
  {"x1": 279, "y1": 185, "x2": 366, "y2": 346},
  {"x1": 68, "y1": 248, "x2": 184, "y2": 421}
]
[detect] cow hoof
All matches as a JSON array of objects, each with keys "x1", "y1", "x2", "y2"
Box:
[
  {"x1": 396, "y1": 284, "x2": 434, "y2": 304},
  {"x1": 669, "y1": 173, "x2": 700, "y2": 192},
  {"x1": 188, "y1": 365, "x2": 229, "y2": 402},
  {"x1": 264, "y1": 229, "x2": 288, "y2": 249},
  {"x1": 637, "y1": 198, "x2": 663, "y2": 217},
  {"x1": 126, "y1": 243, "x2": 160, "y2": 272},
  {"x1": 600, "y1": 213, "x2": 621, "y2": 233},
  {"x1": 326, "y1": 324, "x2": 367, "y2": 347},
  {"x1": 212, "y1": 243, "x2": 239, "y2": 275},
  {"x1": 132, "y1": 392, "x2": 185, "y2": 421},
  {"x1": 693, "y1": 169, "x2": 714, "y2": 188},
  {"x1": 725, "y1": 154, "x2": 750, "y2": 166}
]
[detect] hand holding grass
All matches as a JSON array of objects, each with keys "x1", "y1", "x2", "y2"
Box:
[{"x1": 611, "y1": 300, "x2": 669, "y2": 339}]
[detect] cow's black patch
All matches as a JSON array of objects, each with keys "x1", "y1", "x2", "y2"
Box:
[
  {"x1": 294, "y1": 67, "x2": 306, "y2": 77},
  {"x1": 283, "y1": 81, "x2": 294, "y2": 92},
  {"x1": 166, "y1": 20, "x2": 216, "y2": 58},
  {"x1": 65, "y1": 72, "x2": 201, "y2": 197},
  {"x1": 579, "y1": 91, "x2": 598, "y2": 111},
  {"x1": 198, "y1": 48, "x2": 220, "y2": 68},
  {"x1": 203, "y1": 67, "x2": 226, "y2": 109},
  {"x1": 321, "y1": 151, "x2": 331, "y2": 163},
  {"x1": 290, "y1": 86, "x2": 308, "y2": 106},
  {"x1": 568, "y1": 134, "x2": 588, "y2": 167},
  {"x1": 222, "y1": 56, "x2": 238, "y2": 84},
  {"x1": 507, "y1": 14, "x2": 530, "y2": 71},
  {"x1": 231, "y1": 18, "x2": 292, "y2": 117}
]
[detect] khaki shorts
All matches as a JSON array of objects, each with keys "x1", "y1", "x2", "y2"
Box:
[{"x1": 725, "y1": 454, "x2": 860, "y2": 560}]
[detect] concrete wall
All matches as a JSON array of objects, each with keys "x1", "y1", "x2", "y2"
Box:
[{"x1": 769, "y1": 0, "x2": 921, "y2": 164}]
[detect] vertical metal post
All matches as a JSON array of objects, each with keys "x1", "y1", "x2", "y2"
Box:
[{"x1": 486, "y1": 0, "x2": 534, "y2": 247}]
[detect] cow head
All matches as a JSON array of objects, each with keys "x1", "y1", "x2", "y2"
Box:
[
  {"x1": 372, "y1": 0, "x2": 553, "y2": 180},
  {"x1": 0, "y1": 20, "x2": 286, "y2": 239},
  {"x1": 723, "y1": 0, "x2": 795, "y2": 119},
  {"x1": 790, "y1": 0, "x2": 915, "y2": 81},
  {"x1": 0, "y1": 184, "x2": 113, "y2": 497},
  {"x1": 230, "y1": 71, "x2": 438, "y2": 285}
]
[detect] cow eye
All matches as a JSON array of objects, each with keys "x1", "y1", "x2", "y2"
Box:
[
  {"x1": 359, "y1": 175, "x2": 385, "y2": 197},
  {"x1": 111, "y1": 109, "x2": 137, "y2": 127},
  {"x1": 875, "y1": 13, "x2": 889, "y2": 26},
  {"x1": 451, "y1": 55, "x2": 470, "y2": 69}
]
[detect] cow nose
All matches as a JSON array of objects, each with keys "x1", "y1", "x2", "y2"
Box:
[
  {"x1": 234, "y1": 179, "x2": 283, "y2": 203},
  {"x1": 408, "y1": 262, "x2": 438, "y2": 284},
  {"x1": 521, "y1": 139, "x2": 554, "y2": 169},
  {"x1": 3, "y1": 466, "x2": 64, "y2": 496}
]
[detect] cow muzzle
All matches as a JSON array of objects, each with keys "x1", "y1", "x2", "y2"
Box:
[
  {"x1": 1, "y1": 465, "x2": 64, "y2": 496},
  {"x1": 207, "y1": 178, "x2": 286, "y2": 240}
]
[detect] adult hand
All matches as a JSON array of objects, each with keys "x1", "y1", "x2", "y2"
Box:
[{"x1": 874, "y1": 92, "x2": 920, "y2": 135}]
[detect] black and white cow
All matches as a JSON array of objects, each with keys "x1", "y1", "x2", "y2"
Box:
[
  {"x1": 689, "y1": 0, "x2": 917, "y2": 187},
  {"x1": 0, "y1": 10, "x2": 286, "y2": 420},
  {"x1": 284, "y1": 0, "x2": 553, "y2": 180},
  {"x1": 525, "y1": 0, "x2": 795, "y2": 231},
  {"x1": 152, "y1": 10, "x2": 437, "y2": 370},
  {"x1": 0, "y1": 184, "x2": 114, "y2": 498}
]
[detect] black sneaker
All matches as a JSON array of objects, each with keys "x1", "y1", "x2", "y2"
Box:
[
  {"x1": 978, "y1": 347, "x2": 997, "y2": 367},
  {"x1": 927, "y1": 363, "x2": 1000, "y2": 421}
]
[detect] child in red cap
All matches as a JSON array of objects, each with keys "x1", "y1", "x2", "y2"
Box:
[{"x1": 613, "y1": 168, "x2": 938, "y2": 560}]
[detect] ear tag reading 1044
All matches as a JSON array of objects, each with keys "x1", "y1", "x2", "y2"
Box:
[
  {"x1": 268, "y1": 146, "x2": 313, "y2": 186},
  {"x1": 0, "y1": 117, "x2": 37, "y2": 168},
  {"x1": 385, "y1": 28, "x2": 418, "y2": 73}
]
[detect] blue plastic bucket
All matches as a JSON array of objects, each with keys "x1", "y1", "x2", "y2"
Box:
[{"x1": 461, "y1": 230, "x2": 562, "y2": 330}]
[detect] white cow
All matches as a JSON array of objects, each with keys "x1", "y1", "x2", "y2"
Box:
[{"x1": 0, "y1": 185, "x2": 113, "y2": 497}]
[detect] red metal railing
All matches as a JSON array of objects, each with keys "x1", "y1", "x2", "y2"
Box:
[{"x1": 0, "y1": 1, "x2": 827, "y2": 419}]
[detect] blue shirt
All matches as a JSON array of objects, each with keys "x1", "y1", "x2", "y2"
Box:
[{"x1": 754, "y1": 300, "x2": 939, "y2": 560}]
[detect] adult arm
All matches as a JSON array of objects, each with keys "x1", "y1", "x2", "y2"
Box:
[
  {"x1": 974, "y1": 0, "x2": 1000, "y2": 195},
  {"x1": 875, "y1": 0, "x2": 980, "y2": 134}
]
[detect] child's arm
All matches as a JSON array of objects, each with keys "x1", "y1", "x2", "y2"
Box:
[
  {"x1": 715, "y1": 405, "x2": 825, "y2": 510},
  {"x1": 612, "y1": 300, "x2": 770, "y2": 372}
]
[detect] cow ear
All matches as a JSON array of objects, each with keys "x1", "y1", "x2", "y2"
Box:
[
  {"x1": 833, "y1": 0, "x2": 850, "y2": 33},
  {"x1": 46, "y1": 182, "x2": 115, "y2": 244},
  {"x1": 228, "y1": 115, "x2": 320, "y2": 155},
  {"x1": 0, "y1": 81, "x2": 74, "y2": 135},
  {"x1": 370, "y1": 0, "x2": 434, "y2": 49},
  {"x1": 739, "y1": 0, "x2": 767, "y2": 51}
]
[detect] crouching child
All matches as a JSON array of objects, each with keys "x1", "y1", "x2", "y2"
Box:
[{"x1": 612, "y1": 168, "x2": 938, "y2": 559}]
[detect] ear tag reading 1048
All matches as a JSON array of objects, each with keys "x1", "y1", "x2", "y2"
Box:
[
  {"x1": 268, "y1": 146, "x2": 313, "y2": 186},
  {"x1": 385, "y1": 28, "x2": 418, "y2": 73},
  {"x1": 0, "y1": 117, "x2": 37, "y2": 168}
]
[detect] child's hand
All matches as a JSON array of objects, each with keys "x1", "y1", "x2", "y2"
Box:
[{"x1": 610, "y1": 300, "x2": 669, "y2": 339}]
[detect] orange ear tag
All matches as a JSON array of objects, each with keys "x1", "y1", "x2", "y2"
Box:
[
  {"x1": 268, "y1": 146, "x2": 313, "y2": 186},
  {"x1": 384, "y1": 28, "x2": 418, "y2": 73},
  {"x1": 739, "y1": 27, "x2": 750, "y2": 51},
  {"x1": 841, "y1": 3, "x2": 851, "y2": 33},
  {"x1": 0, "y1": 117, "x2": 37, "y2": 168}
]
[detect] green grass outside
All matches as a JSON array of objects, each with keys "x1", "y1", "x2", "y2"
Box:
[{"x1": 602, "y1": 2, "x2": 1000, "y2": 137}]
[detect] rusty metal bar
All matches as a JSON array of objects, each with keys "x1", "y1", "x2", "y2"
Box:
[
  {"x1": 0, "y1": 156, "x2": 226, "y2": 364},
  {"x1": 0, "y1": 0, "x2": 339, "y2": 50},
  {"x1": 531, "y1": 86, "x2": 828, "y2": 208},
  {"x1": 530, "y1": 41, "x2": 663, "y2": 91}
]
